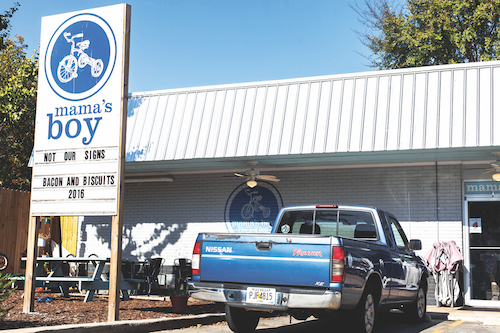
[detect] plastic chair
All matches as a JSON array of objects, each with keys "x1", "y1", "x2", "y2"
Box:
[
  {"x1": 136, "y1": 257, "x2": 164, "y2": 296},
  {"x1": 174, "y1": 258, "x2": 192, "y2": 294},
  {"x1": 78, "y1": 253, "x2": 98, "y2": 277},
  {"x1": 64, "y1": 254, "x2": 76, "y2": 277}
]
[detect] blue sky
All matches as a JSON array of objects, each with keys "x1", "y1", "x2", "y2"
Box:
[{"x1": 8, "y1": 0, "x2": 374, "y2": 93}]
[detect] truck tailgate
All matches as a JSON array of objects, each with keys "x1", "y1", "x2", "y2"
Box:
[{"x1": 199, "y1": 234, "x2": 332, "y2": 288}]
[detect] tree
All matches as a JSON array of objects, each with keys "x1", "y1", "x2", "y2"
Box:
[
  {"x1": 352, "y1": 0, "x2": 500, "y2": 69},
  {"x1": 0, "y1": 2, "x2": 19, "y2": 50},
  {"x1": 0, "y1": 35, "x2": 38, "y2": 191},
  {"x1": 0, "y1": 2, "x2": 37, "y2": 191}
]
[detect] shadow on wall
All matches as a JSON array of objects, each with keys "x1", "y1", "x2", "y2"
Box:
[{"x1": 79, "y1": 216, "x2": 187, "y2": 260}]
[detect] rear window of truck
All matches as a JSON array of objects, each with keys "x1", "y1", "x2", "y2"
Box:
[{"x1": 277, "y1": 209, "x2": 378, "y2": 239}]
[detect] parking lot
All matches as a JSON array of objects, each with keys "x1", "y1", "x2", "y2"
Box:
[{"x1": 155, "y1": 309, "x2": 500, "y2": 333}]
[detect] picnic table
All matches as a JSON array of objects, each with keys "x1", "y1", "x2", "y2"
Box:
[{"x1": 21, "y1": 257, "x2": 144, "y2": 302}]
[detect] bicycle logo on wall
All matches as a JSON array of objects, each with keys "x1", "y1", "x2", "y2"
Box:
[
  {"x1": 224, "y1": 182, "x2": 283, "y2": 233},
  {"x1": 44, "y1": 13, "x2": 117, "y2": 101},
  {"x1": 240, "y1": 188, "x2": 271, "y2": 220}
]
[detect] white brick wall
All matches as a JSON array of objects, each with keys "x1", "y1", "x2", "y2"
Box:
[
  {"x1": 399, "y1": 221, "x2": 463, "y2": 259},
  {"x1": 79, "y1": 164, "x2": 464, "y2": 265}
]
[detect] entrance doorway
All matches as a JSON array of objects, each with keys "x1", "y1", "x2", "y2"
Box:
[{"x1": 466, "y1": 201, "x2": 500, "y2": 306}]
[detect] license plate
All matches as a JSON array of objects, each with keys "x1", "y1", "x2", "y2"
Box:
[{"x1": 246, "y1": 287, "x2": 276, "y2": 305}]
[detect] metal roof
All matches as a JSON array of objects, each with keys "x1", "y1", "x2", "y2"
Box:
[{"x1": 125, "y1": 61, "x2": 500, "y2": 175}]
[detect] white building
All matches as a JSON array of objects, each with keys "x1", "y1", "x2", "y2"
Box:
[{"x1": 80, "y1": 60, "x2": 500, "y2": 308}]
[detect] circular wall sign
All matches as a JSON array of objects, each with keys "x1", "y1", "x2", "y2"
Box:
[{"x1": 224, "y1": 181, "x2": 284, "y2": 233}]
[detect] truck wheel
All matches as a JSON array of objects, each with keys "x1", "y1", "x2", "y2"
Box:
[
  {"x1": 404, "y1": 284, "x2": 427, "y2": 323},
  {"x1": 354, "y1": 287, "x2": 377, "y2": 333},
  {"x1": 225, "y1": 304, "x2": 259, "y2": 333}
]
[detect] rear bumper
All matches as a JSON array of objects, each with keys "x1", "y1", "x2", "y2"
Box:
[{"x1": 188, "y1": 282, "x2": 341, "y2": 311}]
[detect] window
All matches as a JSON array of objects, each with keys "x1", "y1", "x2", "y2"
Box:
[
  {"x1": 388, "y1": 216, "x2": 409, "y2": 251},
  {"x1": 378, "y1": 210, "x2": 394, "y2": 248},
  {"x1": 277, "y1": 210, "x2": 314, "y2": 234},
  {"x1": 339, "y1": 210, "x2": 377, "y2": 239},
  {"x1": 314, "y1": 211, "x2": 339, "y2": 235},
  {"x1": 277, "y1": 209, "x2": 377, "y2": 239}
]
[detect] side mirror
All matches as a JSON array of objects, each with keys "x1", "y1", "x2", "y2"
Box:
[{"x1": 409, "y1": 239, "x2": 422, "y2": 251}]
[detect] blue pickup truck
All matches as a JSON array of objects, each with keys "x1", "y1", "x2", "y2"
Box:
[{"x1": 189, "y1": 205, "x2": 428, "y2": 333}]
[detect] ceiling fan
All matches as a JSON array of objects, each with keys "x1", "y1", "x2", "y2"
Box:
[
  {"x1": 234, "y1": 162, "x2": 280, "y2": 188},
  {"x1": 481, "y1": 153, "x2": 500, "y2": 181}
]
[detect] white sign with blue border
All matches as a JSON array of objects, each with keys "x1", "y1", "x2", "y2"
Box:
[{"x1": 31, "y1": 4, "x2": 128, "y2": 216}]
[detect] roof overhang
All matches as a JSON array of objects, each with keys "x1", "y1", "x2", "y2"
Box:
[{"x1": 125, "y1": 146, "x2": 500, "y2": 176}]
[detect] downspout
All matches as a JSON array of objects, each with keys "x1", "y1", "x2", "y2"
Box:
[{"x1": 435, "y1": 161, "x2": 439, "y2": 242}]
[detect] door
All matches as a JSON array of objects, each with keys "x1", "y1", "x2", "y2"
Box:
[
  {"x1": 466, "y1": 201, "x2": 500, "y2": 306},
  {"x1": 387, "y1": 215, "x2": 421, "y2": 301},
  {"x1": 377, "y1": 212, "x2": 400, "y2": 303}
]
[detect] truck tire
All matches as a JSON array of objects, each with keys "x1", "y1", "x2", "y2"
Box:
[
  {"x1": 403, "y1": 283, "x2": 427, "y2": 323},
  {"x1": 354, "y1": 287, "x2": 377, "y2": 333},
  {"x1": 225, "y1": 304, "x2": 259, "y2": 333}
]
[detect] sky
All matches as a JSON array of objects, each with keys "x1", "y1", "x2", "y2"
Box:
[{"x1": 8, "y1": 0, "x2": 374, "y2": 94}]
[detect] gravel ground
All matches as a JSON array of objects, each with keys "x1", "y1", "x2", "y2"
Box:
[{"x1": 1, "y1": 290, "x2": 225, "y2": 330}]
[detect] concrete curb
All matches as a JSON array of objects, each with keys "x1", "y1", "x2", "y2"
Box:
[{"x1": 2, "y1": 313, "x2": 226, "y2": 333}]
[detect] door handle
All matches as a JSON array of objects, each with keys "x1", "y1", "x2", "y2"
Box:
[{"x1": 255, "y1": 242, "x2": 273, "y2": 251}]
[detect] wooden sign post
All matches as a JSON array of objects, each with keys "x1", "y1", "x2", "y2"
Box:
[
  {"x1": 108, "y1": 7, "x2": 130, "y2": 319},
  {"x1": 22, "y1": 217, "x2": 38, "y2": 313}
]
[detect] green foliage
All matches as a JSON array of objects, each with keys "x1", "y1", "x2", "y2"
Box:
[
  {"x1": 353, "y1": 0, "x2": 500, "y2": 69},
  {"x1": 0, "y1": 274, "x2": 17, "y2": 323},
  {"x1": 0, "y1": 2, "x2": 19, "y2": 50},
  {"x1": 0, "y1": 35, "x2": 38, "y2": 191},
  {"x1": 0, "y1": 2, "x2": 36, "y2": 191}
]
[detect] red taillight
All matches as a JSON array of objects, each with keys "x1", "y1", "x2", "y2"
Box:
[
  {"x1": 192, "y1": 241, "x2": 201, "y2": 275},
  {"x1": 316, "y1": 205, "x2": 338, "y2": 208},
  {"x1": 331, "y1": 246, "x2": 345, "y2": 282}
]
